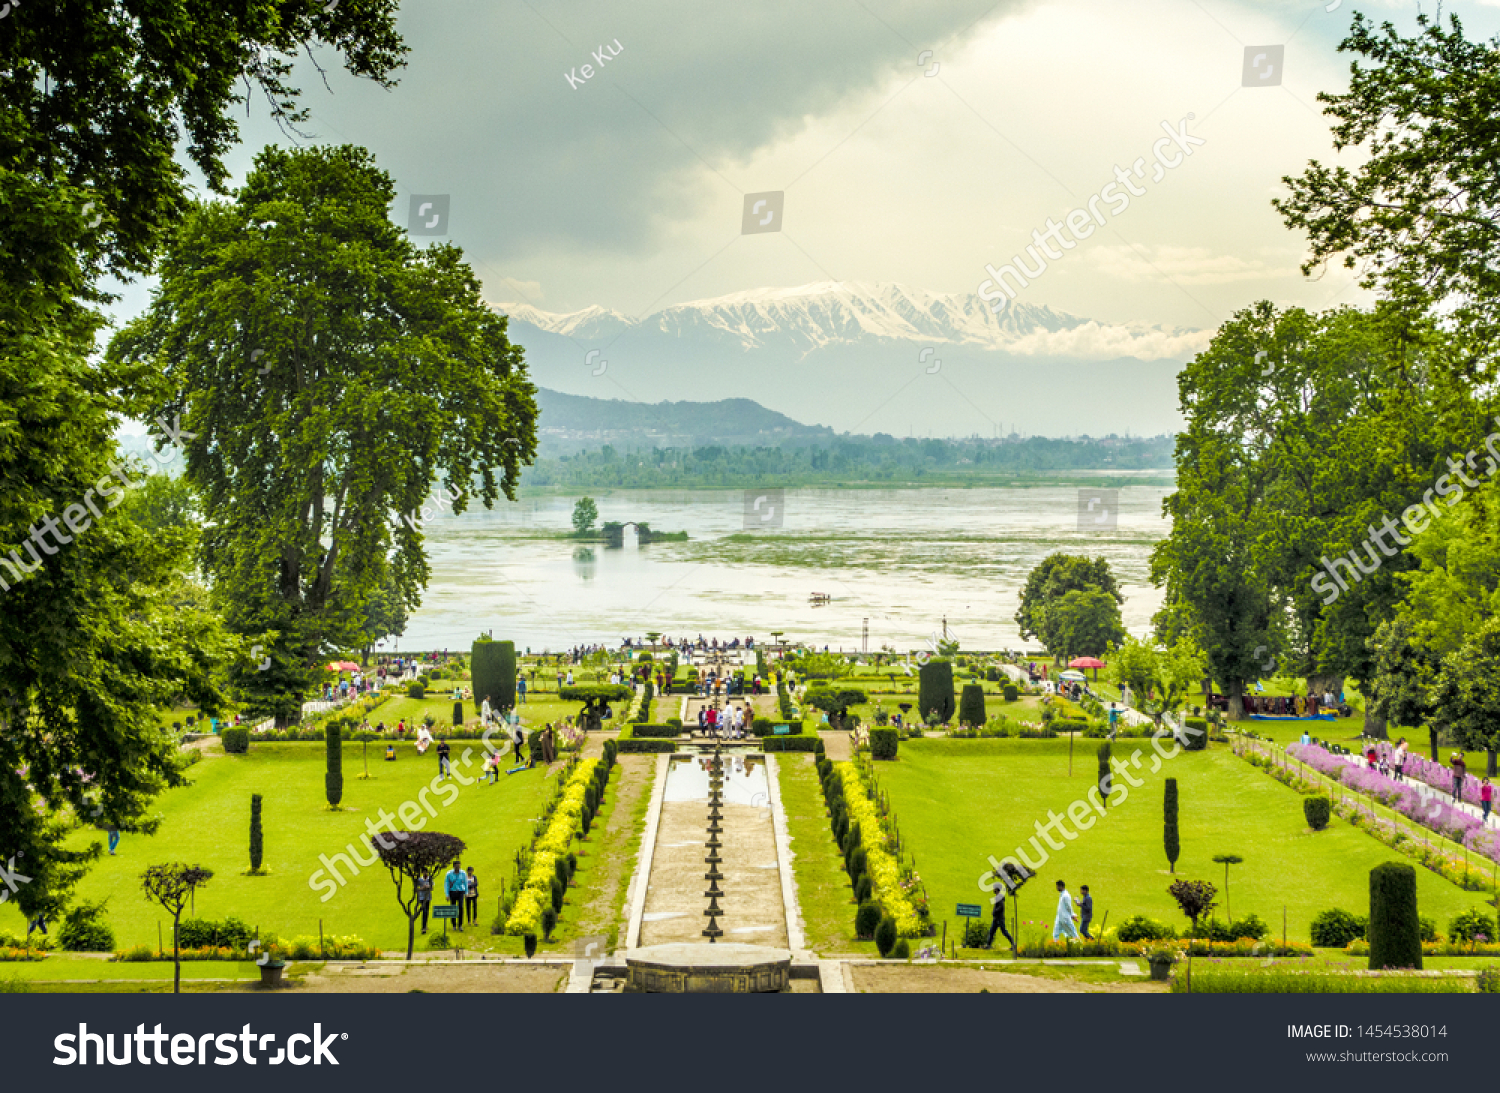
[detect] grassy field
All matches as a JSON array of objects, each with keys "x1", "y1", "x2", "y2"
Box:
[
  {"x1": 0, "y1": 742, "x2": 555, "y2": 953},
  {"x1": 879, "y1": 739, "x2": 1489, "y2": 947},
  {"x1": 778, "y1": 753, "x2": 877, "y2": 955}
]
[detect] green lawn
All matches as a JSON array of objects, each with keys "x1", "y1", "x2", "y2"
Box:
[
  {"x1": 778, "y1": 754, "x2": 877, "y2": 955},
  {"x1": 0, "y1": 742, "x2": 553, "y2": 953},
  {"x1": 879, "y1": 739, "x2": 1488, "y2": 947}
]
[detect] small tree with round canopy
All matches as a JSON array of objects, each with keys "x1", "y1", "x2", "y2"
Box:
[
  {"x1": 559, "y1": 684, "x2": 632, "y2": 733},
  {"x1": 140, "y1": 863, "x2": 213, "y2": 994},
  {"x1": 370, "y1": 831, "x2": 466, "y2": 960}
]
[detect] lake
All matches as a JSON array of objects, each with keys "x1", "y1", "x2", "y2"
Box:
[{"x1": 398, "y1": 486, "x2": 1172, "y2": 654}]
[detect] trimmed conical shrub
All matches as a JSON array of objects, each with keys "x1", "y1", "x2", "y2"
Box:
[
  {"x1": 1369, "y1": 862, "x2": 1421, "y2": 970},
  {"x1": 958, "y1": 683, "x2": 986, "y2": 727},
  {"x1": 1163, "y1": 778, "x2": 1179, "y2": 873},
  {"x1": 918, "y1": 659, "x2": 955, "y2": 723}
]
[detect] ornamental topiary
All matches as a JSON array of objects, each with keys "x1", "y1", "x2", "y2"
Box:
[
  {"x1": 1304, "y1": 796, "x2": 1331, "y2": 831},
  {"x1": 874, "y1": 915, "x2": 897, "y2": 957},
  {"x1": 1116, "y1": 914, "x2": 1176, "y2": 943},
  {"x1": 249, "y1": 794, "x2": 264, "y2": 873},
  {"x1": 471, "y1": 637, "x2": 516, "y2": 711},
  {"x1": 541, "y1": 905, "x2": 558, "y2": 941},
  {"x1": 407, "y1": 681, "x2": 425, "y2": 699},
  {"x1": 1369, "y1": 862, "x2": 1421, "y2": 970},
  {"x1": 1002, "y1": 683, "x2": 1019, "y2": 701},
  {"x1": 221, "y1": 727, "x2": 249, "y2": 754},
  {"x1": 325, "y1": 721, "x2": 344, "y2": 808},
  {"x1": 849, "y1": 846, "x2": 868, "y2": 882},
  {"x1": 958, "y1": 683, "x2": 986, "y2": 727},
  {"x1": 890, "y1": 938, "x2": 910, "y2": 959},
  {"x1": 57, "y1": 900, "x2": 115, "y2": 952},
  {"x1": 1163, "y1": 778, "x2": 1179, "y2": 873},
  {"x1": 918, "y1": 659, "x2": 955, "y2": 723},
  {"x1": 869, "y1": 727, "x2": 898, "y2": 760},
  {"x1": 854, "y1": 872, "x2": 873, "y2": 903},
  {"x1": 550, "y1": 876, "x2": 565, "y2": 914},
  {"x1": 855, "y1": 901, "x2": 881, "y2": 939}
]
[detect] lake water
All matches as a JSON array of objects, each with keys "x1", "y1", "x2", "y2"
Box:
[{"x1": 399, "y1": 487, "x2": 1172, "y2": 653}]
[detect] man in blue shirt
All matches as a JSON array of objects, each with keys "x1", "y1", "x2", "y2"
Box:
[{"x1": 445, "y1": 862, "x2": 469, "y2": 927}]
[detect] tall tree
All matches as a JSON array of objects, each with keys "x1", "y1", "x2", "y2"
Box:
[
  {"x1": 370, "y1": 831, "x2": 465, "y2": 961},
  {"x1": 1046, "y1": 589, "x2": 1126, "y2": 661},
  {"x1": 1, "y1": 0, "x2": 405, "y2": 927},
  {"x1": 1015, "y1": 554, "x2": 1123, "y2": 658},
  {"x1": 109, "y1": 145, "x2": 539, "y2": 722},
  {"x1": 1276, "y1": 12, "x2": 1500, "y2": 355}
]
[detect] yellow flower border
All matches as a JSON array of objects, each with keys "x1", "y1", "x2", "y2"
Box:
[
  {"x1": 835, "y1": 761, "x2": 924, "y2": 937},
  {"x1": 505, "y1": 759, "x2": 600, "y2": 936}
]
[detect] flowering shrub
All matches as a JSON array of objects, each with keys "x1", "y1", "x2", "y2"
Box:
[
  {"x1": 504, "y1": 759, "x2": 598, "y2": 935},
  {"x1": 0, "y1": 946, "x2": 47, "y2": 962},
  {"x1": 835, "y1": 761, "x2": 926, "y2": 937}
]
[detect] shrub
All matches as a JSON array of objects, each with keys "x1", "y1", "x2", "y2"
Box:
[
  {"x1": 1304, "y1": 796, "x2": 1331, "y2": 831},
  {"x1": 1369, "y1": 862, "x2": 1422, "y2": 970},
  {"x1": 1116, "y1": 914, "x2": 1176, "y2": 943},
  {"x1": 325, "y1": 721, "x2": 343, "y2": 808},
  {"x1": 1420, "y1": 915, "x2": 1439, "y2": 943},
  {"x1": 554, "y1": 857, "x2": 569, "y2": 889},
  {"x1": 1478, "y1": 966, "x2": 1500, "y2": 993},
  {"x1": 176, "y1": 915, "x2": 254, "y2": 950},
  {"x1": 962, "y1": 918, "x2": 990, "y2": 948},
  {"x1": 407, "y1": 681, "x2": 425, "y2": 699},
  {"x1": 1201, "y1": 914, "x2": 1269, "y2": 942},
  {"x1": 1163, "y1": 778, "x2": 1179, "y2": 873},
  {"x1": 855, "y1": 901, "x2": 882, "y2": 939},
  {"x1": 917, "y1": 659, "x2": 955, "y2": 723},
  {"x1": 221, "y1": 728, "x2": 249, "y2": 754},
  {"x1": 249, "y1": 793, "x2": 264, "y2": 873},
  {"x1": 874, "y1": 915, "x2": 897, "y2": 957},
  {"x1": 1311, "y1": 908, "x2": 1368, "y2": 948},
  {"x1": 854, "y1": 873, "x2": 873, "y2": 903},
  {"x1": 1002, "y1": 683, "x2": 1019, "y2": 701},
  {"x1": 890, "y1": 938, "x2": 910, "y2": 959},
  {"x1": 57, "y1": 901, "x2": 115, "y2": 952},
  {"x1": 1182, "y1": 717, "x2": 1208, "y2": 751},
  {"x1": 1448, "y1": 908, "x2": 1496, "y2": 944},
  {"x1": 958, "y1": 684, "x2": 986, "y2": 727},
  {"x1": 849, "y1": 847, "x2": 868, "y2": 883},
  {"x1": 869, "y1": 727, "x2": 898, "y2": 760}
]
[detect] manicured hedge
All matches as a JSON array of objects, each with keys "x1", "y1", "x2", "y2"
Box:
[
  {"x1": 870, "y1": 727, "x2": 898, "y2": 760},
  {"x1": 629, "y1": 724, "x2": 684, "y2": 738},
  {"x1": 1369, "y1": 862, "x2": 1421, "y2": 970},
  {"x1": 221, "y1": 728, "x2": 249, "y2": 754},
  {"x1": 762, "y1": 735, "x2": 818, "y2": 752}
]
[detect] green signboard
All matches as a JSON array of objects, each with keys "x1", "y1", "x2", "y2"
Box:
[
  {"x1": 955, "y1": 903, "x2": 983, "y2": 918},
  {"x1": 773, "y1": 725, "x2": 791, "y2": 735},
  {"x1": 432, "y1": 905, "x2": 460, "y2": 919}
]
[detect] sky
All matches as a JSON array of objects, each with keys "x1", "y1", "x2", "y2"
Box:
[{"x1": 109, "y1": 0, "x2": 1500, "y2": 364}]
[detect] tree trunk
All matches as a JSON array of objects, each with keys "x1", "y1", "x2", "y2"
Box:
[
  {"x1": 1227, "y1": 681, "x2": 1247, "y2": 722},
  {"x1": 407, "y1": 910, "x2": 417, "y2": 961},
  {"x1": 1429, "y1": 725, "x2": 1441, "y2": 762},
  {"x1": 173, "y1": 918, "x2": 181, "y2": 995},
  {"x1": 1307, "y1": 673, "x2": 1343, "y2": 701},
  {"x1": 1362, "y1": 706, "x2": 1388, "y2": 740},
  {"x1": 1488, "y1": 748, "x2": 1497, "y2": 778}
]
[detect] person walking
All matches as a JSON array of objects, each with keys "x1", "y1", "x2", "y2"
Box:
[
  {"x1": 437, "y1": 737, "x2": 451, "y2": 780},
  {"x1": 445, "y1": 861, "x2": 468, "y2": 927},
  {"x1": 415, "y1": 874, "x2": 432, "y2": 933},
  {"x1": 1452, "y1": 751, "x2": 1468, "y2": 802},
  {"x1": 465, "y1": 866, "x2": 479, "y2": 926},
  {"x1": 517, "y1": 677, "x2": 527, "y2": 704},
  {"x1": 1393, "y1": 738, "x2": 1408, "y2": 781},
  {"x1": 986, "y1": 880, "x2": 1014, "y2": 951},
  {"x1": 107, "y1": 826, "x2": 121, "y2": 856},
  {"x1": 1052, "y1": 880, "x2": 1081, "y2": 941},
  {"x1": 1078, "y1": 884, "x2": 1094, "y2": 940},
  {"x1": 512, "y1": 721, "x2": 527, "y2": 766},
  {"x1": 1483, "y1": 778, "x2": 1494, "y2": 825}
]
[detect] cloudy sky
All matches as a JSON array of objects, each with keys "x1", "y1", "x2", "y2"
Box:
[{"x1": 112, "y1": 0, "x2": 1500, "y2": 344}]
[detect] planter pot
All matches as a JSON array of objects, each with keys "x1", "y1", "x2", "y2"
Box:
[
  {"x1": 259, "y1": 961, "x2": 287, "y2": 988},
  {"x1": 1147, "y1": 959, "x2": 1174, "y2": 982}
]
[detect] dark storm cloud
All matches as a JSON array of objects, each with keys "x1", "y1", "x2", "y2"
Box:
[{"x1": 240, "y1": 0, "x2": 1032, "y2": 259}]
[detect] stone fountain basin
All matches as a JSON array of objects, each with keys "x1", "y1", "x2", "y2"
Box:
[{"x1": 625, "y1": 942, "x2": 792, "y2": 993}]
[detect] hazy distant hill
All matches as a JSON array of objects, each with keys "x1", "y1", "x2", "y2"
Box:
[{"x1": 535, "y1": 388, "x2": 833, "y2": 455}]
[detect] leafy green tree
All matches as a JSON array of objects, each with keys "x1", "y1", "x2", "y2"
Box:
[
  {"x1": 1368, "y1": 616, "x2": 1444, "y2": 761},
  {"x1": 1275, "y1": 12, "x2": 1500, "y2": 349},
  {"x1": 571, "y1": 497, "x2": 599, "y2": 536},
  {"x1": 1106, "y1": 636, "x2": 1158, "y2": 704},
  {"x1": 1432, "y1": 623, "x2": 1500, "y2": 776},
  {"x1": 109, "y1": 145, "x2": 539, "y2": 724},
  {"x1": 357, "y1": 569, "x2": 409, "y2": 665},
  {"x1": 1016, "y1": 554, "x2": 1122, "y2": 656},
  {"x1": 141, "y1": 863, "x2": 213, "y2": 994},
  {"x1": 805, "y1": 687, "x2": 867, "y2": 731},
  {"x1": 1046, "y1": 588, "x2": 1126, "y2": 661}
]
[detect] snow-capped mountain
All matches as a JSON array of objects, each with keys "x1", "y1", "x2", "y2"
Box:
[
  {"x1": 498, "y1": 282, "x2": 1206, "y2": 360},
  {"x1": 492, "y1": 283, "x2": 1204, "y2": 436}
]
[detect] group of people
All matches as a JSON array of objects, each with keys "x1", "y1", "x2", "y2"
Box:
[
  {"x1": 1359, "y1": 740, "x2": 1497, "y2": 823},
  {"x1": 413, "y1": 861, "x2": 479, "y2": 931},
  {"x1": 696, "y1": 702, "x2": 748, "y2": 739},
  {"x1": 986, "y1": 879, "x2": 1094, "y2": 950}
]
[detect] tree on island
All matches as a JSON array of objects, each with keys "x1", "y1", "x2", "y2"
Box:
[
  {"x1": 108, "y1": 145, "x2": 539, "y2": 726},
  {"x1": 141, "y1": 863, "x2": 214, "y2": 993},
  {"x1": 369, "y1": 832, "x2": 465, "y2": 960},
  {"x1": 572, "y1": 497, "x2": 599, "y2": 536}
]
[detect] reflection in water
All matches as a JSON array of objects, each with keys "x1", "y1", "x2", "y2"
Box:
[
  {"x1": 663, "y1": 753, "x2": 767, "y2": 805},
  {"x1": 572, "y1": 547, "x2": 596, "y2": 581}
]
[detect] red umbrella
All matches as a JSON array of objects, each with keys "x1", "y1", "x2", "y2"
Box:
[
  {"x1": 1069, "y1": 656, "x2": 1105, "y2": 681},
  {"x1": 327, "y1": 660, "x2": 361, "y2": 673}
]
